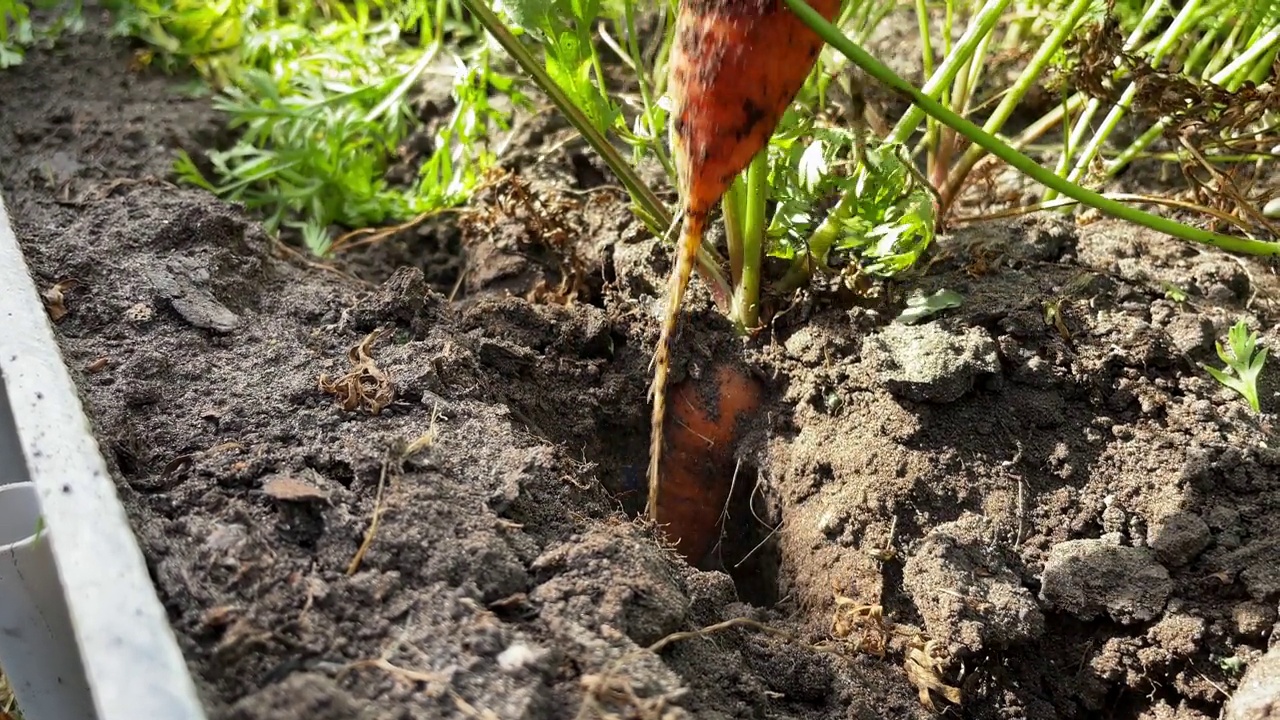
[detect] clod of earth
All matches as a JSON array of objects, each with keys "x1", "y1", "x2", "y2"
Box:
[
  {"x1": 1231, "y1": 602, "x2": 1277, "y2": 640},
  {"x1": 1145, "y1": 510, "x2": 1212, "y2": 567},
  {"x1": 1234, "y1": 539, "x2": 1280, "y2": 601},
  {"x1": 648, "y1": 0, "x2": 841, "y2": 538},
  {"x1": 902, "y1": 514, "x2": 1045, "y2": 660},
  {"x1": 862, "y1": 322, "x2": 1001, "y2": 403},
  {"x1": 1039, "y1": 539, "x2": 1173, "y2": 625},
  {"x1": 1225, "y1": 644, "x2": 1280, "y2": 720},
  {"x1": 261, "y1": 473, "x2": 332, "y2": 505},
  {"x1": 145, "y1": 263, "x2": 242, "y2": 333}
]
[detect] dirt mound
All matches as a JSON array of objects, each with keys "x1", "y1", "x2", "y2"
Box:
[{"x1": 3, "y1": 17, "x2": 1279, "y2": 720}]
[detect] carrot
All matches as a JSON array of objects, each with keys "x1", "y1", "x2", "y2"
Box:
[
  {"x1": 655, "y1": 362, "x2": 763, "y2": 564},
  {"x1": 648, "y1": 0, "x2": 840, "y2": 528}
]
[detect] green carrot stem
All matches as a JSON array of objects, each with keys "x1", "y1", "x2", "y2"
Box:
[
  {"x1": 1246, "y1": 44, "x2": 1279, "y2": 86},
  {"x1": 940, "y1": 0, "x2": 1093, "y2": 211},
  {"x1": 731, "y1": 149, "x2": 769, "y2": 332},
  {"x1": 887, "y1": 0, "x2": 1013, "y2": 145},
  {"x1": 782, "y1": 0, "x2": 1280, "y2": 257},
  {"x1": 932, "y1": 19, "x2": 994, "y2": 187},
  {"x1": 622, "y1": 0, "x2": 675, "y2": 180},
  {"x1": 723, "y1": 176, "x2": 746, "y2": 284},
  {"x1": 1182, "y1": 24, "x2": 1221, "y2": 77},
  {"x1": 1010, "y1": 92, "x2": 1087, "y2": 151},
  {"x1": 1202, "y1": 21, "x2": 1241, "y2": 79}
]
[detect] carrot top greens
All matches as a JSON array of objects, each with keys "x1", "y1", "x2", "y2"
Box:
[
  {"x1": 5, "y1": 0, "x2": 527, "y2": 256},
  {"x1": 472, "y1": 0, "x2": 1278, "y2": 334},
  {"x1": 0, "y1": 0, "x2": 82, "y2": 67},
  {"x1": 2, "y1": 0, "x2": 1276, "y2": 279}
]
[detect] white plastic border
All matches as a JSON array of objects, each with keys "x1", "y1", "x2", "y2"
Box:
[
  {"x1": 0, "y1": 482, "x2": 98, "y2": 720},
  {"x1": 0, "y1": 194, "x2": 208, "y2": 720}
]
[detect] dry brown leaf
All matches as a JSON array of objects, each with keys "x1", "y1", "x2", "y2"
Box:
[
  {"x1": 831, "y1": 594, "x2": 888, "y2": 656},
  {"x1": 905, "y1": 640, "x2": 962, "y2": 711},
  {"x1": 43, "y1": 278, "x2": 79, "y2": 321},
  {"x1": 318, "y1": 328, "x2": 395, "y2": 415}
]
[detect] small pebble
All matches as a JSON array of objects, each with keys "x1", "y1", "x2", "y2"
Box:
[
  {"x1": 1264, "y1": 196, "x2": 1280, "y2": 219},
  {"x1": 497, "y1": 643, "x2": 547, "y2": 672}
]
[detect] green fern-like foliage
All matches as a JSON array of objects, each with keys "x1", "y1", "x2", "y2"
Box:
[{"x1": 1, "y1": 0, "x2": 82, "y2": 68}]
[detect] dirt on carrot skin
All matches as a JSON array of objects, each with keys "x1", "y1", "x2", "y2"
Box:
[{"x1": 3, "y1": 11, "x2": 1280, "y2": 720}]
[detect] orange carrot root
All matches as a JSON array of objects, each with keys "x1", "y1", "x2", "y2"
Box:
[
  {"x1": 667, "y1": 0, "x2": 843, "y2": 214},
  {"x1": 655, "y1": 362, "x2": 763, "y2": 564},
  {"x1": 649, "y1": 0, "x2": 840, "y2": 532}
]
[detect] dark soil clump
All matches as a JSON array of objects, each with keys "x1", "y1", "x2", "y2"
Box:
[{"x1": 3, "y1": 11, "x2": 1279, "y2": 720}]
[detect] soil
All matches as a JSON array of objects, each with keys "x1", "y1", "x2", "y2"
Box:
[{"x1": 3, "y1": 6, "x2": 1280, "y2": 720}]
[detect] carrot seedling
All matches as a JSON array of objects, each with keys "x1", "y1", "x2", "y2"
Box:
[{"x1": 1204, "y1": 319, "x2": 1268, "y2": 413}]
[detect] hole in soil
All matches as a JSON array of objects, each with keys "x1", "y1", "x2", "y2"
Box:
[
  {"x1": 716, "y1": 461, "x2": 781, "y2": 608},
  {"x1": 613, "y1": 455, "x2": 780, "y2": 607},
  {"x1": 877, "y1": 547, "x2": 916, "y2": 624},
  {"x1": 569, "y1": 151, "x2": 609, "y2": 190},
  {"x1": 305, "y1": 456, "x2": 356, "y2": 488}
]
